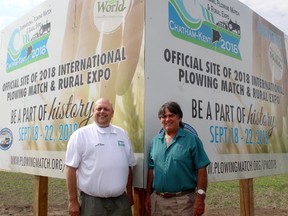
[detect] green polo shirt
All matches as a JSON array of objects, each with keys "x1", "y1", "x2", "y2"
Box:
[{"x1": 148, "y1": 127, "x2": 210, "y2": 193}]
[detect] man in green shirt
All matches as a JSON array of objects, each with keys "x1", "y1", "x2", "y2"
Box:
[{"x1": 145, "y1": 101, "x2": 210, "y2": 216}]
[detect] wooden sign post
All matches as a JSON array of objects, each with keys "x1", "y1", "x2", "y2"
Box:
[
  {"x1": 33, "y1": 176, "x2": 48, "y2": 216},
  {"x1": 240, "y1": 178, "x2": 254, "y2": 216}
]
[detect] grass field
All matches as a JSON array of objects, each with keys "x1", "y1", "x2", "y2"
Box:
[
  {"x1": 0, "y1": 171, "x2": 287, "y2": 212},
  {"x1": 207, "y1": 174, "x2": 288, "y2": 209},
  {"x1": 0, "y1": 172, "x2": 68, "y2": 208}
]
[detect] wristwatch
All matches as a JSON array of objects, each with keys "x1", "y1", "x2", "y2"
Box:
[{"x1": 197, "y1": 189, "x2": 206, "y2": 195}]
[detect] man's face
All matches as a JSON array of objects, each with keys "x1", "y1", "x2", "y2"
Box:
[
  {"x1": 93, "y1": 99, "x2": 114, "y2": 127},
  {"x1": 160, "y1": 108, "x2": 181, "y2": 134}
]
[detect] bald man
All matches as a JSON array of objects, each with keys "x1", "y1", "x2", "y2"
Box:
[{"x1": 65, "y1": 98, "x2": 136, "y2": 216}]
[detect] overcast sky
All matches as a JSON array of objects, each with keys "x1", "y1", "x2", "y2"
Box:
[
  {"x1": 0, "y1": 0, "x2": 46, "y2": 30},
  {"x1": 0, "y1": 0, "x2": 287, "y2": 35},
  {"x1": 238, "y1": 0, "x2": 288, "y2": 35}
]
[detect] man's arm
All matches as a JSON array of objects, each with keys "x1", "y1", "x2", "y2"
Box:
[
  {"x1": 126, "y1": 166, "x2": 134, "y2": 206},
  {"x1": 66, "y1": 165, "x2": 80, "y2": 216},
  {"x1": 145, "y1": 169, "x2": 154, "y2": 213},
  {"x1": 196, "y1": 167, "x2": 208, "y2": 192},
  {"x1": 193, "y1": 167, "x2": 208, "y2": 216}
]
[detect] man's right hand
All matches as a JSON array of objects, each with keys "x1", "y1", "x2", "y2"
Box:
[
  {"x1": 68, "y1": 200, "x2": 80, "y2": 216},
  {"x1": 145, "y1": 193, "x2": 151, "y2": 214}
]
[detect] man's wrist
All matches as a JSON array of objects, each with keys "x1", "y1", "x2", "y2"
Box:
[{"x1": 196, "y1": 189, "x2": 206, "y2": 198}]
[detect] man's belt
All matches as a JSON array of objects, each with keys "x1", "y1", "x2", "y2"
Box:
[{"x1": 155, "y1": 189, "x2": 195, "y2": 198}]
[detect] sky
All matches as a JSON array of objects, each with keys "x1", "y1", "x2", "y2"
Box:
[
  {"x1": 0, "y1": 0, "x2": 287, "y2": 35},
  {"x1": 238, "y1": 0, "x2": 288, "y2": 35},
  {"x1": 0, "y1": 0, "x2": 46, "y2": 31}
]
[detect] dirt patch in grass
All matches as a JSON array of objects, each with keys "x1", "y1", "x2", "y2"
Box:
[
  {"x1": 1, "y1": 204, "x2": 288, "y2": 216},
  {"x1": 0, "y1": 172, "x2": 287, "y2": 215}
]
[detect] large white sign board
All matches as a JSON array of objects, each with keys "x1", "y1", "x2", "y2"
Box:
[
  {"x1": 0, "y1": 0, "x2": 287, "y2": 187},
  {"x1": 144, "y1": 0, "x2": 288, "y2": 183}
]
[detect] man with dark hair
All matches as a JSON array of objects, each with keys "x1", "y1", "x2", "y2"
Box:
[{"x1": 145, "y1": 101, "x2": 210, "y2": 216}]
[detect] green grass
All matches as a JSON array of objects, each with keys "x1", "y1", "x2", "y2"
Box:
[
  {"x1": 253, "y1": 174, "x2": 288, "y2": 209},
  {"x1": 0, "y1": 171, "x2": 287, "y2": 210},
  {"x1": 206, "y1": 174, "x2": 288, "y2": 210},
  {"x1": 0, "y1": 171, "x2": 68, "y2": 208},
  {"x1": 207, "y1": 178, "x2": 240, "y2": 207}
]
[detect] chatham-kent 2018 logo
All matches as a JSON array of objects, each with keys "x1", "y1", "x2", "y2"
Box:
[
  {"x1": 168, "y1": 0, "x2": 241, "y2": 60},
  {"x1": 6, "y1": 20, "x2": 51, "y2": 73},
  {"x1": 0, "y1": 128, "x2": 13, "y2": 151}
]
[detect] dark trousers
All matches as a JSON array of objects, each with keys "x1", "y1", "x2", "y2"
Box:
[{"x1": 80, "y1": 192, "x2": 132, "y2": 216}]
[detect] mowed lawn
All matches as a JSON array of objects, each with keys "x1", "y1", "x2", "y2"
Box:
[
  {"x1": 0, "y1": 171, "x2": 287, "y2": 210},
  {"x1": 207, "y1": 173, "x2": 288, "y2": 210}
]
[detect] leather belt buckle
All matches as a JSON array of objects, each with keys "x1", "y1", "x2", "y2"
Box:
[
  {"x1": 156, "y1": 191, "x2": 180, "y2": 198},
  {"x1": 156, "y1": 189, "x2": 195, "y2": 198},
  {"x1": 162, "y1": 192, "x2": 176, "y2": 198}
]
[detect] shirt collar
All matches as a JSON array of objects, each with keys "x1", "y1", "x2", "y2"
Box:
[
  {"x1": 157, "y1": 127, "x2": 186, "y2": 139},
  {"x1": 94, "y1": 122, "x2": 116, "y2": 134}
]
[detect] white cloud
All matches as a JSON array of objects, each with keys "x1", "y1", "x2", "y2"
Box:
[
  {"x1": 239, "y1": 0, "x2": 288, "y2": 35},
  {"x1": 0, "y1": 0, "x2": 46, "y2": 30}
]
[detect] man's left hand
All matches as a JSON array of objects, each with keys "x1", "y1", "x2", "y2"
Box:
[{"x1": 193, "y1": 194, "x2": 205, "y2": 216}]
